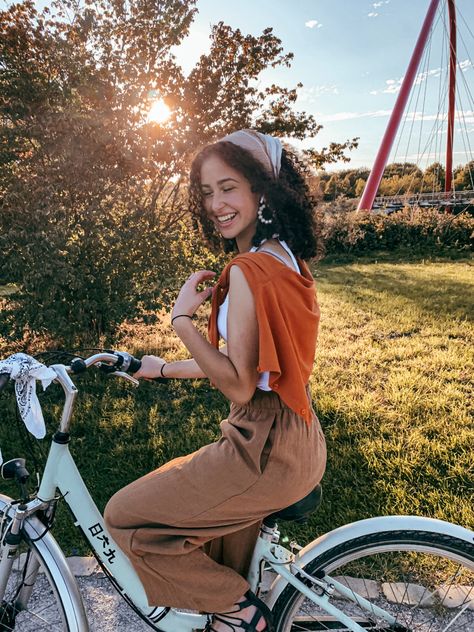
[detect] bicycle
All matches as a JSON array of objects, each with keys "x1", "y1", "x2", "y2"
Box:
[{"x1": 0, "y1": 350, "x2": 473, "y2": 631}]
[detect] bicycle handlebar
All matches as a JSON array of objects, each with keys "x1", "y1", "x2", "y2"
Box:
[
  {"x1": 68, "y1": 351, "x2": 166, "y2": 383},
  {"x1": 0, "y1": 350, "x2": 168, "y2": 394}
]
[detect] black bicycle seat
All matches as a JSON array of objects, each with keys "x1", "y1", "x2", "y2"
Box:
[{"x1": 263, "y1": 484, "x2": 322, "y2": 527}]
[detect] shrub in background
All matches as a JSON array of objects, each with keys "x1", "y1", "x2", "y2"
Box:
[{"x1": 321, "y1": 207, "x2": 473, "y2": 256}]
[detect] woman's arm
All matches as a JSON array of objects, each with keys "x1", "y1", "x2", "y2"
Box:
[
  {"x1": 137, "y1": 346, "x2": 228, "y2": 380},
  {"x1": 171, "y1": 266, "x2": 259, "y2": 404}
]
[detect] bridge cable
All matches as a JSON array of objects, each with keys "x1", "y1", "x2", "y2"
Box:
[{"x1": 455, "y1": 82, "x2": 474, "y2": 190}]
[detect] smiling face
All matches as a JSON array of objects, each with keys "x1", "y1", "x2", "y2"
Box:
[{"x1": 200, "y1": 154, "x2": 260, "y2": 253}]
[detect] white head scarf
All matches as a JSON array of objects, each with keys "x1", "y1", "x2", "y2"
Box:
[{"x1": 220, "y1": 129, "x2": 282, "y2": 179}]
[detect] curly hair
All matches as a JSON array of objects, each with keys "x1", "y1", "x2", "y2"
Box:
[{"x1": 188, "y1": 140, "x2": 321, "y2": 260}]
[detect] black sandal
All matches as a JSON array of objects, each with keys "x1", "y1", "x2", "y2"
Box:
[{"x1": 205, "y1": 590, "x2": 274, "y2": 631}]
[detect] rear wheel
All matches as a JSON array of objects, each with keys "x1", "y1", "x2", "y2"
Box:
[
  {"x1": 0, "y1": 512, "x2": 69, "y2": 631},
  {"x1": 272, "y1": 529, "x2": 474, "y2": 631}
]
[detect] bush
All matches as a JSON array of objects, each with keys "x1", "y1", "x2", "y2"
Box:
[
  {"x1": 0, "y1": 212, "x2": 227, "y2": 348},
  {"x1": 321, "y1": 207, "x2": 474, "y2": 257},
  {"x1": 1, "y1": 200, "x2": 471, "y2": 349}
]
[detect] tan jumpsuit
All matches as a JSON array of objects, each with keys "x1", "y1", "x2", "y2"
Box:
[{"x1": 104, "y1": 388, "x2": 326, "y2": 612}]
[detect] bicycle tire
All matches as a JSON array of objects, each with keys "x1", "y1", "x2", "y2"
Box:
[
  {"x1": 272, "y1": 528, "x2": 474, "y2": 631},
  {"x1": 0, "y1": 511, "x2": 70, "y2": 631}
]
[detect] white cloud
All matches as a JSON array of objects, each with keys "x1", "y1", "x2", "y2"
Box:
[
  {"x1": 371, "y1": 61, "x2": 472, "y2": 96},
  {"x1": 316, "y1": 109, "x2": 392, "y2": 123},
  {"x1": 435, "y1": 126, "x2": 473, "y2": 135},
  {"x1": 383, "y1": 78, "x2": 403, "y2": 93},
  {"x1": 412, "y1": 109, "x2": 474, "y2": 124},
  {"x1": 389, "y1": 109, "x2": 474, "y2": 124},
  {"x1": 368, "y1": 0, "x2": 389, "y2": 18},
  {"x1": 370, "y1": 66, "x2": 445, "y2": 95},
  {"x1": 313, "y1": 108, "x2": 474, "y2": 125},
  {"x1": 297, "y1": 85, "x2": 339, "y2": 102},
  {"x1": 459, "y1": 59, "x2": 473, "y2": 72},
  {"x1": 305, "y1": 20, "x2": 322, "y2": 29},
  {"x1": 414, "y1": 67, "x2": 442, "y2": 84}
]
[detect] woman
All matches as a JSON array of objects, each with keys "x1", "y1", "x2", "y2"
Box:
[{"x1": 104, "y1": 130, "x2": 327, "y2": 632}]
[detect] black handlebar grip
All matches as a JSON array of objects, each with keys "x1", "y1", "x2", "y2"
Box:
[
  {"x1": 0, "y1": 373, "x2": 9, "y2": 392},
  {"x1": 128, "y1": 356, "x2": 141, "y2": 374},
  {"x1": 70, "y1": 358, "x2": 87, "y2": 374},
  {"x1": 128, "y1": 356, "x2": 167, "y2": 383}
]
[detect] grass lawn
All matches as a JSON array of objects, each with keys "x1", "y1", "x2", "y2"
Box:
[{"x1": 0, "y1": 258, "x2": 472, "y2": 553}]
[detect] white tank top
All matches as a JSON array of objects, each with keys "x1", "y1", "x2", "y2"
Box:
[{"x1": 217, "y1": 240, "x2": 300, "y2": 391}]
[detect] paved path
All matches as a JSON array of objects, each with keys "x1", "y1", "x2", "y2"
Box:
[
  {"x1": 77, "y1": 574, "x2": 151, "y2": 632},
  {"x1": 69, "y1": 557, "x2": 474, "y2": 632}
]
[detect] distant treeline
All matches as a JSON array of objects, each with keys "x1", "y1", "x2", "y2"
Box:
[{"x1": 318, "y1": 161, "x2": 474, "y2": 200}]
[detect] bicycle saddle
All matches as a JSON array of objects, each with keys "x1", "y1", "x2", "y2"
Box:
[{"x1": 263, "y1": 484, "x2": 322, "y2": 527}]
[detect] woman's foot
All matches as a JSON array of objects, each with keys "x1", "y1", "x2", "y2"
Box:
[{"x1": 208, "y1": 592, "x2": 271, "y2": 631}]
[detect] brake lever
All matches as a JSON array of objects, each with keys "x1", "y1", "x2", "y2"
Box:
[{"x1": 109, "y1": 371, "x2": 140, "y2": 387}]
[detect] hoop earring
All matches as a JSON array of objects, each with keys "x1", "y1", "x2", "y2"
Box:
[{"x1": 257, "y1": 196, "x2": 273, "y2": 225}]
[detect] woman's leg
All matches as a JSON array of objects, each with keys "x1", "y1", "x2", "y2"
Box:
[
  {"x1": 104, "y1": 455, "x2": 256, "y2": 613},
  {"x1": 202, "y1": 521, "x2": 262, "y2": 579},
  {"x1": 104, "y1": 392, "x2": 326, "y2": 613},
  {"x1": 104, "y1": 400, "x2": 277, "y2": 612}
]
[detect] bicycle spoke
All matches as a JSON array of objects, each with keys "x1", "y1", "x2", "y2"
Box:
[
  {"x1": 273, "y1": 531, "x2": 474, "y2": 632},
  {"x1": 0, "y1": 548, "x2": 67, "y2": 631},
  {"x1": 19, "y1": 608, "x2": 65, "y2": 631}
]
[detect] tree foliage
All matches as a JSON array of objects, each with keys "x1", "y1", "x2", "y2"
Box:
[
  {"x1": 319, "y1": 161, "x2": 473, "y2": 200},
  {"x1": 0, "y1": 0, "x2": 356, "y2": 345}
]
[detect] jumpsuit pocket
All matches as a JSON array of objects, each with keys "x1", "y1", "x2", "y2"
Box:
[
  {"x1": 259, "y1": 417, "x2": 276, "y2": 473},
  {"x1": 227, "y1": 408, "x2": 277, "y2": 476}
]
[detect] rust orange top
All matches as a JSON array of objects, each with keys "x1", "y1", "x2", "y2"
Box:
[{"x1": 208, "y1": 252, "x2": 320, "y2": 425}]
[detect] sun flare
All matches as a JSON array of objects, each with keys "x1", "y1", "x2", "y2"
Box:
[{"x1": 147, "y1": 99, "x2": 171, "y2": 124}]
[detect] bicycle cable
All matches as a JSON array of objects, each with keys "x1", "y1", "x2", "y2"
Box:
[
  {"x1": 27, "y1": 493, "x2": 64, "y2": 542},
  {"x1": 73, "y1": 517, "x2": 170, "y2": 630}
]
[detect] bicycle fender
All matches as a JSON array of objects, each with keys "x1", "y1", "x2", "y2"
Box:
[
  {"x1": 0, "y1": 493, "x2": 89, "y2": 632},
  {"x1": 265, "y1": 514, "x2": 474, "y2": 608}
]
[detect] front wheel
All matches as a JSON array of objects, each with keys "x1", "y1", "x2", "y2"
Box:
[
  {"x1": 0, "y1": 515, "x2": 70, "y2": 631},
  {"x1": 272, "y1": 529, "x2": 474, "y2": 631}
]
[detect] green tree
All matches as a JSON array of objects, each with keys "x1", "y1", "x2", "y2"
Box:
[
  {"x1": 383, "y1": 162, "x2": 421, "y2": 179},
  {"x1": 340, "y1": 175, "x2": 353, "y2": 197},
  {"x1": 422, "y1": 162, "x2": 445, "y2": 192},
  {"x1": 452, "y1": 162, "x2": 474, "y2": 191},
  {"x1": 354, "y1": 177, "x2": 366, "y2": 198},
  {"x1": 324, "y1": 174, "x2": 339, "y2": 201},
  {"x1": 0, "y1": 0, "x2": 357, "y2": 345}
]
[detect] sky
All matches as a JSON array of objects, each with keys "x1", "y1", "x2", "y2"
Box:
[
  {"x1": 172, "y1": 0, "x2": 474, "y2": 172},
  {"x1": 25, "y1": 0, "x2": 474, "y2": 172}
]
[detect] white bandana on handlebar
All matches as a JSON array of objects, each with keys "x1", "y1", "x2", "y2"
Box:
[{"x1": 0, "y1": 353, "x2": 56, "y2": 461}]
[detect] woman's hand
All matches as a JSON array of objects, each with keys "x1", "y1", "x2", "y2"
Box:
[
  {"x1": 133, "y1": 355, "x2": 166, "y2": 379},
  {"x1": 172, "y1": 270, "x2": 216, "y2": 322}
]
